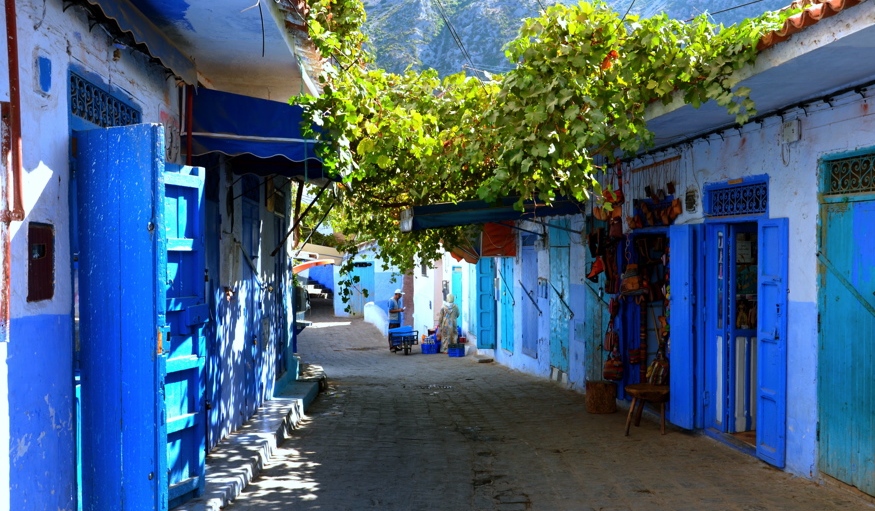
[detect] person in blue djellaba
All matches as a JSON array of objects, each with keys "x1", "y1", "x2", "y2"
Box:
[{"x1": 388, "y1": 288, "x2": 405, "y2": 351}]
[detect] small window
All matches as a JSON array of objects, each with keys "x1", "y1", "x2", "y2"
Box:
[{"x1": 28, "y1": 223, "x2": 55, "y2": 302}]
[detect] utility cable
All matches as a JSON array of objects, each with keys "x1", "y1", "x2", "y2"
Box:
[
  {"x1": 431, "y1": 0, "x2": 478, "y2": 77},
  {"x1": 685, "y1": 0, "x2": 767, "y2": 21}
]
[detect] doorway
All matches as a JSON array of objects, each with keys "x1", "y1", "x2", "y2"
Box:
[{"x1": 705, "y1": 223, "x2": 759, "y2": 446}]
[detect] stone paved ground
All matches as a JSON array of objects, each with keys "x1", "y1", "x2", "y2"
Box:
[{"x1": 225, "y1": 299, "x2": 874, "y2": 511}]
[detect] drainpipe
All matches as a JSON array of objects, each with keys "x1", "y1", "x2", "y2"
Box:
[{"x1": 3, "y1": 0, "x2": 26, "y2": 342}]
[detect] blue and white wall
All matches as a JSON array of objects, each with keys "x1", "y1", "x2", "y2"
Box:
[
  {"x1": 3, "y1": 1, "x2": 183, "y2": 507},
  {"x1": 2, "y1": 1, "x2": 306, "y2": 507}
]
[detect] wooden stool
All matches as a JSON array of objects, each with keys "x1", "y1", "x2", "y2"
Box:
[{"x1": 624, "y1": 383, "x2": 669, "y2": 435}]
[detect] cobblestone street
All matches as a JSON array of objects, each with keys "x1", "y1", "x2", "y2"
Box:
[{"x1": 225, "y1": 300, "x2": 874, "y2": 511}]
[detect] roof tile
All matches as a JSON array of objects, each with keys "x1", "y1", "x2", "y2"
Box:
[{"x1": 757, "y1": 0, "x2": 863, "y2": 50}]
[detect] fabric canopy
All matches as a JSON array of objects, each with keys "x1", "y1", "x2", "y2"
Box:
[
  {"x1": 189, "y1": 88, "x2": 329, "y2": 180},
  {"x1": 480, "y1": 222, "x2": 518, "y2": 258},
  {"x1": 82, "y1": 0, "x2": 196, "y2": 84},
  {"x1": 401, "y1": 196, "x2": 585, "y2": 232}
]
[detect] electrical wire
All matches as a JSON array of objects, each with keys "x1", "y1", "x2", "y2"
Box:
[
  {"x1": 431, "y1": 0, "x2": 478, "y2": 78},
  {"x1": 620, "y1": 0, "x2": 637, "y2": 23},
  {"x1": 684, "y1": 0, "x2": 768, "y2": 21}
]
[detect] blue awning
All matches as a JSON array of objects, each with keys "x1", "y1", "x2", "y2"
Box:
[
  {"x1": 188, "y1": 88, "x2": 328, "y2": 180},
  {"x1": 400, "y1": 197, "x2": 585, "y2": 232},
  {"x1": 81, "y1": 0, "x2": 196, "y2": 84}
]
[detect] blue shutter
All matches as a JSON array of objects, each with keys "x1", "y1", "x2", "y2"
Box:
[
  {"x1": 669, "y1": 224, "x2": 701, "y2": 429},
  {"x1": 756, "y1": 218, "x2": 788, "y2": 467}
]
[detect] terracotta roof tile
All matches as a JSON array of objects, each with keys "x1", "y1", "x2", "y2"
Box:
[{"x1": 757, "y1": 0, "x2": 864, "y2": 51}]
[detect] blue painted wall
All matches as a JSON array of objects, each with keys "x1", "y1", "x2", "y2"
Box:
[
  {"x1": 308, "y1": 265, "x2": 334, "y2": 292},
  {"x1": 9, "y1": 314, "x2": 75, "y2": 510},
  {"x1": 787, "y1": 300, "x2": 817, "y2": 476}
]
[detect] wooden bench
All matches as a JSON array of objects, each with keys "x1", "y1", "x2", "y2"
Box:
[{"x1": 624, "y1": 383, "x2": 669, "y2": 435}]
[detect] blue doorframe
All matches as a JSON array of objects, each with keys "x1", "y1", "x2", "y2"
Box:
[{"x1": 451, "y1": 266, "x2": 463, "y2": 323}]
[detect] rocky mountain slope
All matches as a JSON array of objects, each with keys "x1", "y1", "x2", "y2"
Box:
[{"x1": 362, "y1": 0, "x2": 792, "y2": 77}]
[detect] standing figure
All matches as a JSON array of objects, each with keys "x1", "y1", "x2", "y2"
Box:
[
  {"x1": 437, "y1": 294, "x2": 459, "y2": 353},
  {"x1": 388, "y1": 288, "x2": 405, "y2": 351}
]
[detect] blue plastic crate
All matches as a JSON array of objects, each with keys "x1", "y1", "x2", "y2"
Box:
[
  {"x1": 421, "y1": 343, "x2": 438, "y2": 354},
  {"x1": 447, "y1": 346, "x2": 465, "y2": 357}
]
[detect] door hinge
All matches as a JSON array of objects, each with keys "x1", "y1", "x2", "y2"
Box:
[
  {"x1": 816, "y1": 421, "x2": 820, "y2": 441},
  {"x1": 817, "y1": 313, "x2": 820, "y2": 333}
]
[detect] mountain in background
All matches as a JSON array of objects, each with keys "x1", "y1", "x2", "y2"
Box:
[{"x1": 362, "y1": 0, "x2": 791, "y2": 78}]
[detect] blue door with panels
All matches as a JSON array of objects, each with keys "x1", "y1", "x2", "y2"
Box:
[
  {"x1": 163, "y1": 163, "x2": 208, "y2": 507},
  {"x1": 77, "y1": 124, "x2": 206, "y2": 509},
  {"x1": 668, "y1": 224, "x2": 703, "y2": 430},
  {"x1": 549, "y1": 220, "x2": 571, "y2": 373},
  {"x1": 476, "y1": 258, "x2": 496, "y2": 349},
  {"x1": 499, "y1": 257, "x2": 515, "y2": 352},
  {"x1": 520, "y1": 236, "x2": 539, "y2": 357},
  {"x1": 756, "y1": 219, "x2": 787, "y2": 468}
]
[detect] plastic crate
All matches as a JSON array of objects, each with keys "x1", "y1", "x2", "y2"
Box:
[
  {"x1": 447, "y1": 345, "x2": 465, "y2": 357},
  {"x1": 420, "y1": 343, "x2": 438, "y2": 354}
]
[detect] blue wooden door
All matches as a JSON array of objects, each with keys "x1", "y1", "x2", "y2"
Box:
[
  {"x1": 349, "y1": 262, "x2": 374, "y2": 316},
  {"x1": 756, "y1": 218, "x2": 788, "y2": 468},
  {"x1": 499, "y1": 257, "x2": 515, "y2": 353},
  {"x1": 451, "y1": 266, "x2": 463, "y2": 317},
  {"x1": 818, "y1": 199, "x2": 875, "y2": 492},
  {"x1": 669, "y1": 224, "x2": 703, "y2": 429},
  {"x1": 163, "y1": 164, "x2": 207, "y2": 507},
  {"x1": 476, "y1": 258, "x2": 496, "y2": 349},
  {"x1": 549, "y1": 220, "x2": 570, "y2": 372},
  {"x1": 77, "y1": 124, "x2": 203, "y2": 509},
  {"x1": 78, "y1": 124, "x2": 168, "y2": 510},
  {"x1": 520, "y1": 236, "x2": 539, "y2": 357}
]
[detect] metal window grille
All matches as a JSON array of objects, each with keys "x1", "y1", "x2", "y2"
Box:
[
  {"x1": 823, "y1": 153, "x2": 875, "y2": 196},
  {"x1": 70, "y1": 73, "x2": 141, "y2": 128},
  {"x1": 706, "y1": 182, "x2": 768, "y2": 217}
]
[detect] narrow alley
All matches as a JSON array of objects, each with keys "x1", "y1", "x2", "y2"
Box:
[{"x1": 224, "y1": 299, "x2": 873, "y2": 511}]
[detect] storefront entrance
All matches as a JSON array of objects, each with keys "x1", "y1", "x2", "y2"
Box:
[{"x1": 703, "y1": 219, "x2": 788, "y2": 468}]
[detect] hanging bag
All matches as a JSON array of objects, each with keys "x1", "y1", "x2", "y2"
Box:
[
  {"x1": 603, "y1": 351, "x2": 624, "y2": 381},
  {"x1": 603, "y1": 323, "x2": 619, "y2": 351},
  {"x1": 620, "y1": 263, "x2": 646, "y2": 296}
]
